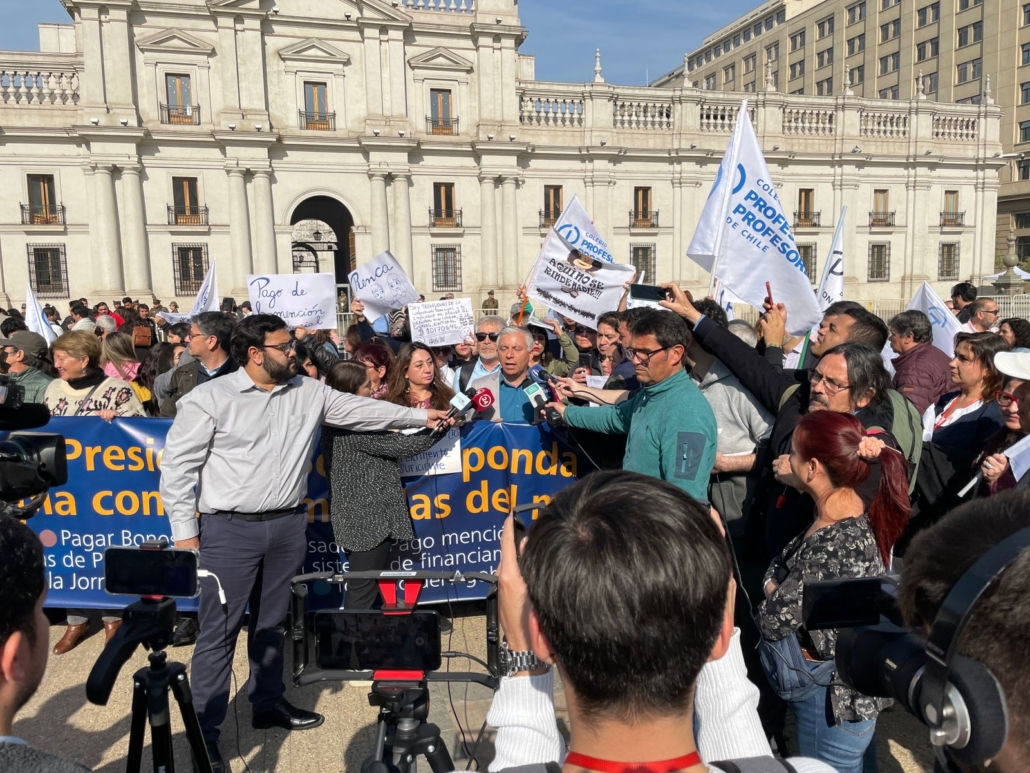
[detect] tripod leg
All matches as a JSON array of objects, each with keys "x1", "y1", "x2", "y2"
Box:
[
  {"x1": 168, "y1": 663, "x2": 214, "y2": 773},
  {"x1": 125, "y1": 674, "x2": 149, "y2": 773},
  {"x1": 423, "y1": 736, "x2": 455, "y2": 773},
  {"x1": 145, "y1": 666, "x2": 176, "y2": 773}
]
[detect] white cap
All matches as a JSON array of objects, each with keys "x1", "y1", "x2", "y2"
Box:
[{"x1": 994, "y1": 351, "x2": 1030, "y2": 380}]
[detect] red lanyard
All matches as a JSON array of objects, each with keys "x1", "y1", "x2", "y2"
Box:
[{"x1": 565, "y1": 751, "x2": 702, "y2": 773}]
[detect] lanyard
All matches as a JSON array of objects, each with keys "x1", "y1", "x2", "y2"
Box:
[{"x1": 565, "y1": 751, "x2": 702, "y2": 773}]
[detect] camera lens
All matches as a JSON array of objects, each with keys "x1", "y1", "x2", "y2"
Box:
[{"x1": 415, "y1": 636, "x2": 426, "y2": 646}]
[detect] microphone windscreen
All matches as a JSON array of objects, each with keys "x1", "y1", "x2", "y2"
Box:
[
  {"x1": 0, "y1": 403, "x2": 52, "y2": 432},
  {"x1": 472, "y1": 389, "x2": 495, "y2": 410}
]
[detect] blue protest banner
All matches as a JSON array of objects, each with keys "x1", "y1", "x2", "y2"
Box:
[{"x1": 17, "y1": 418, "x2": 581, "y2": 611}]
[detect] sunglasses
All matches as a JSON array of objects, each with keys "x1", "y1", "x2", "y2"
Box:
[
  {"x1": 476, "y1": 332, "x2": 500, "y2": 342},
  {"x1": 432, "y1": 346, "x2": 453, "y2": 355},
  {"x1": 574, "y1": 326, "x2": 594, "y2": 335}
]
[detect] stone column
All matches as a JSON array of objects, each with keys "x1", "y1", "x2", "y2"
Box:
[
  {"x1": 92, "y1": 165, "x2": 125, "y2": 294},
  {"x1": 391, "y1": 172, "x2": 413, "y2": 276},
  {"x1": 120, "y1": 166, "x2": 151, "y2": 295},
  {"x1": 252, "y1": 169, "x2": 278, "y2": 274},
  {"x1": 369, "y1": 170, "x2": 391, "y2": 256},
  {"x1": 227, "y1": 167, "x2": 253, "y2": 291},
  {"x1": 479, "y1": 173, "x2": 498, "y2": 289},
  {"x1": 500, "y1": 175, "x2": 520, "y2": 288}
]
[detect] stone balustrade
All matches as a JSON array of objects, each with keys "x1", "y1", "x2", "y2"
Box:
[{"x1": 0, "y1": 54, "x2": 81, "y2": 107}]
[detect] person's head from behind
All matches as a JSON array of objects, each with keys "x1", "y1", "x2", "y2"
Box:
[
  {"x1": 888, "y1": 310, "x2": 933, "y2": 355},
  {"x1": 230, "y1": 314, "x2": 295, "y2": 385},
  {"x1": 326, "y1": 360, "x2": 372, "y2": 398},
  {"x1": 354, "y1": 342, "x2": 392, "y2": 392},
  {"x1": 520, "y1": 471, "x2": 733, "y2": 721},
  {"x1": 101, "y1": 330, "x2": 139, "y2": 380},
  {"x1": 70, "y1": 305, "x2": 89, "y2": 322},
  {"x1": 497, "y1": 327, "x2": 533, "y2": 382},
  {"x1": 189, "y1": 311, "x2": 236, "y2": 365},
  {"x1": 0, "y1": 517, "x2": 48, "y2": 732},
  {"x1": 0, "y1": 318, "x2": 27, "y2": 338},
  {"x1": 727, "y1": 319, "x2": 758, "y2": 347},
  {"x1": 999, "y1": 318, "x2": 1030, "y2": 351},
  {"x1": 475, "y1": 316, "x2": 505, "y2": 363},
  {"x1": 950, "y1": 332, "x2": 1008, "y2": 398},
  {"x1": 626, "y1": 310, "x2": 689, "y2": 386},
  {"x1": 898, "y1": 491, "x2": 1030, "y2": 772},
  {"x1": 951, "y1": 282, "x2": 977, "y2": 310},
  {"x1": 791, "y1": 411, "x2": 910, "y2": 565},
  {"x1": 685, "y1": 300, "x2": 727, "y2": 362},
  {"x1": 813, "y1": 305, "x2": 887, "y2": 357},
  {"x1": 51, "y1": 331, "x2": 101, "y2": 382},
  {"x1": 809, "y1": 343, "x2": 891, "y2": 414}
]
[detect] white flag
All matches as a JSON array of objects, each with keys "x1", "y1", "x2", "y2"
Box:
[
  {"x1": 553, "y1": 194, "x2": 614, "y2": 264},
  {"x1": 816, "y1": 208, "x2": 846, "y2": 315},
  {"x1": 1006, "y1": 433, "x2": 1030, "y2": 481},
  {"x1": 714, "y1": 280, "x2": 739, "y2": 322},
  {"x1": 883, "y1": 280, "x2": 964, "y2": 376},
  {"x1": 24, "y1": 283, "x2": 57, "y2": 345},
  {"x1": 687, "y1": 100, "x2": 822, "y2": 336},
  {"x1": 155, "y1": 259, "x2": 219, "y2": 324}
]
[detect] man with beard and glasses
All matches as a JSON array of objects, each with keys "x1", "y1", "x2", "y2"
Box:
[{"x1": 160, "y1": 315, "x2": 457, "y2": 773}]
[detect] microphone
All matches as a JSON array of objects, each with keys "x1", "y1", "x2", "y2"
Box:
[
  {"x1": 430, "y1": 387, "x2": 476, "y2": 439},
  {"x1": 523, "y1": 382, "x2": 548, "y2": 425},
  {"x1": 0, "y1": 403, "x2": 52, "y2": 431},
  {"x1": 471, "y1": 388, "x2": 494, "y2": 412}
]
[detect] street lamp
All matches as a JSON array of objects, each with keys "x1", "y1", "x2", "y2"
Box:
[{"x1": 312, "y1": 228, "x2": 323, "y2": 243}]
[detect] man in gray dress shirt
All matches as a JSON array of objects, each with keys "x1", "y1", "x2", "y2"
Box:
[{"x1": 160, "y1": 314, "x2": 452, "y2": 773}]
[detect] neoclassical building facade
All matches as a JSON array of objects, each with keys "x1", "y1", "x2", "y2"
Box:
[{"x1": 0, "y1": 0, "x2": 1006, "y2": 312}]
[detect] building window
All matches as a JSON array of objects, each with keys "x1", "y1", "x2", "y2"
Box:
[
  {"x1": 724, "y1": 64, "x2": 736, "y2": 84},
  {"x1": 790, "y1": 30, "x2": 806, "y2": 51},
  {"x1": 766, "y1": 43, "x2": 779, "y2": 63},
  {"x1": 817, "y1": 48, "x2": 834, "y2": 68},
  {"x1": 1021, "y1": 121, "x2": 1030, "y2": 143},
  {"x1": 633, "y1": 187, "x2": 654, "y2": 226},
  {"x1": 542, "y1": 185, "x2": 563, "y2": 227},
  {"x1": 851, "y1": 64, "x2": 865, "y2": 84},
  {"x1": 630, "y1": 244, "x2": 656, "y2": 282},
  {"x1": 172, "y1": 243, "x2": 208, "y2": 295},
  {"x1": 797, "y1": 189, "x2": 815, "y2": 225},
  {"x1": 1025, "y1": 4, "x2": 1030, "y2": 26},
  {"x1": 27, "y1": 244, "x2": 67, "y2": 297},
  {"x1": 724, "y1": 41, "x2": 732, "y2": 54},
  {"x1": 171, "y1": 177, "x2": 205, "y2": 225},
  {"x1": 880, "y1": 53, "x2": 900, "y2": 74},
  {"x1": 818, "y1": 16, "x2": 834, "y2": 38},
  {"x1": 925, "y1": 71, "x2": 939, "y2": 93},
  {"x1": 744, "y1": 28, "x2": 752, "y2": 42},
  {"x1": 432, "y1": 245, "x2": 462, "y2": 292},
  {"x1": 879, "y1": 85, "x2": 900, "y2": 99},
  {"x1": 917, "y1": 38, "x2": 940, "y2": 61},
  {"x1": 882, "y1": 0, "x2": 900, "y2": 7},
  {"x1": 848, "y1": 34, "x2": 866, "y2": 55},
  {"x1": 790, "y1": 60, "x2": 805, "y2": 80},
  {"x1": 1019, "y1": 159, "x2": 1030, "y2": 180},
  {"x1": 743, "y1": 81, "x2": 756, "y2": 92},
  {"x1": 163, "y1": 73, "x2": 198, "y2": 125},
  {"x1": 24, "y1": 174, "x2": 61, "y2": 225},
  {"x1": 938, "y1": 243, "x2": 959, "y2": 281},
  {"x1": 943, "y1": 190, "x2": 960, "y2": 221},
  {"x1": 847, "y1": 2, "x2": 866, "y2": 24},
  {"x1": 704, "y1": 74, "x2": 717, "y2": 90},
  {"x1": 1022, "y1": 82, "x2": 1030, "y2": 103},
  {"x1": 817, "y1": 77, "x2": 834, "y2": 95},
  {"x1": 1022, "y1": 43, "x2": 1030, "y2": 66},
  {"x1": 868, "y1": 243, "x2": 890, "y2": 282},
  {"x1": 1016, "y1": 213, "x2": 1030, "y2": 229},
  {"x1": 790, "y1": 87, "x2": 805, "y2": 95},
  {"x1": 958, "y1": 0, "x2": 983, "y2": 8},
  {"x1": 754, "y1": 22, "x2": 763, "y2": 36},
  {"x1": 714, "y1": 46, "x2": 721, "y2": 59},
  {"x1": 880, "y1": 19, "x2": 901, "y2": 42},
  {"x1": 957, "y1": 59, "x2": 982, "y2": 86},
  {"x1": 766, "y1": 16, "x2": 774, "y2": 30},
  {"x1": 772, "y1": 70, "x2": 779, "y2": 88},
  {"x1": 777, "y1": 10, "x2": 786, "y2": 24},
  {"x1": 301, "y1": 82, "x2": 332, "y2": 130},
  {"x1": 429, "y1": 88, "x2": 456, "y2": 135},
  {"x1": 957, "y1": 21, "x2": 983, "y2": 47},
  {"x1": 733, "y1": 34, "x2": 741, "y2": 47},
  {"x1": 1019, "y1": 236, "x2": 1030, "y2": 261},
  {"x1": 917, "y1": 2, "x2": 940, "y2": 26},
  {"x1": 744, "y1": 54, "x2": 757, "y2": 73},
  {"x1": 798, "y1": 244, "x2": 817, "y2": 280},
  {"x1": 432, "y1": 183, "x2": 458, "y2": 226}
]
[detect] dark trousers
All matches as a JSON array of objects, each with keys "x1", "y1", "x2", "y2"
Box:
[
  {"x1": 191, "y1": 510, "x2": 307, "y2": 744},
  {"x1": 343, "y1": 540, "x2": 392, "y2": 609}
]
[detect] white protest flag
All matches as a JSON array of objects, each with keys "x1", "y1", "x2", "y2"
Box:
[
  {"x1": 687, "y1": 100, "x2": 822, "y2": 336},
  {"x1": 1006, "y1": 433, "x2": 1030, "y2": 482},
  {"x1": 155, "y1": 259, "x2": 219, "y2": 324},
  {"x1": 905, "y1": 282, "x2": 963, "y2": 358},
  {"x1": 24, "y1": 283, "x2": 57, "y2": 344},
  {"x1": 714, "y1": 280, "x2": 741, "y2": 322},
  {"x1": 349, "y1": 251, "x2": 419, "y2": 321},
  {"x1": 553, "y1": 194, "x2": 614, "y2": 264},
  {"x1": 816, "y1": 208, "x2": 846, "y2": 316},
  {"x1": 526, "y1": 228, "x2": 635, "y2": 329},
  {"x1": 247, "y1": 272, "x2": 337, "y2": 329}
]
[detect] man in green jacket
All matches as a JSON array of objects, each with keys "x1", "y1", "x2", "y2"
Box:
[
  {"x1": 0, "y1": 331, "x2": 54, "y2": 404},
  {"x1": 546, "y1": 310, "x2": 717, "y2": 502}
]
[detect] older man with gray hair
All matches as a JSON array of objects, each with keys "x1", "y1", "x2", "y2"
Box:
[
  {"x1": 470, "y1": 325, "x2": 537, "y2": 423},
  {"x1": 453, "y1": 314, "x2": 506, "y2": 393}
]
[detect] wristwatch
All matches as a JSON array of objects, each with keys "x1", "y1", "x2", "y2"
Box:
[{"x1": 500, "y1": 639, "x2": 548, "y2": 677}]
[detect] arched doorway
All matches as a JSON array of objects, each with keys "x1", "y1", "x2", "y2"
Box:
[{"x1": 289, "y1": 196, "x2": 356, "y2": 292}]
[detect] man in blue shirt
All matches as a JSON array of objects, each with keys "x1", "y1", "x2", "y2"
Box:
[{"x1": 470, "y1": 326, "x2": 537, "y2": 423}]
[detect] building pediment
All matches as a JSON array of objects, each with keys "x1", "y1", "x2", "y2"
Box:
[
  {"x1": 135, "y1": 28, "x2": 215, "y2": 56},
  {"x1": 355, "y1": 0, "x2": 413, "y2": 23},
  {"x1": 408, "y1": 47, "x2": 474, "y2": 73},
  {"x1": 278, "y1": 38, "x2": 352, "y2": 67}
]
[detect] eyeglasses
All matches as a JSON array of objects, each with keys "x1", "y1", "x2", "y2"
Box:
[
  {"x1": 262, "y1": 341, "x2": 297, "y2": 354},
  {"x1": 574, "y1": 326, "x2": 594, "y2": 335},
  {"x1": 983, "y1": 309, "x2": 1001, "y2": 316},
  {"x1": 625, "y1": 345, "x2": 672, "y2": 364},
  {"x1": 809, "y1": 370, "x2": 852, "y2": 396},
  {"x1": 432, "y1": 347, "x2": 453, "y2": 355},
  {"x1": 996, "y1": 390, "x2": 1021, "y2": 408},
  {"x1": 476, "y1": 332, "x2": 500, "y2": 342}
]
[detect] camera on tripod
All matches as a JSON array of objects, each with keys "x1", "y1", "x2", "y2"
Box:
[{"x1": 0, "y1": 376, "x2": 67, "y2": 519}]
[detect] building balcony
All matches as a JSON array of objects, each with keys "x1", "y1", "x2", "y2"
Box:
[
  {"x1": 429, "y1": 209, "x2": 462, "y2": 228},
  {"x1": 167, "y1": 205, "x2": 209, "y2": 226},
  {"x1": 300, "y1": 111, "x2": 335, "y2": 131},
  {"x1": 940, "y1": 211, "x2": 965, "y2": 227},
  {"x1": 869, "y1": 211, "x2": 896, "y2": 227},
  {"x1": 160, "y1": 104, "x2": 201, "y2": 126},
  {"x1": 20, "y1": 204, "x2": 65, "y2": 226},
  {"x1": 426, "y1": 116, "x2": 459, "y2": 136},
  {"x1": 540, "y1": 210, "x2": 560, "y2": 228},
  {"x1": 794, "y1": 211, "x2": 821, "y2": 228},
  {"x1": 630, "y1": 211, "x2": 659, "y2": 228}
]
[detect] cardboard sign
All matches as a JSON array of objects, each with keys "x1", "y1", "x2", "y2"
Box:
[
  {"x1": 349, "y1": 251, "x2": 419, "y2": 320},
  {"x1": 408, "y1": 298, "x2": 475, "y2": 347},
  {"x1": 247, "y1": 272, "x2": 337, "y2": 329}
]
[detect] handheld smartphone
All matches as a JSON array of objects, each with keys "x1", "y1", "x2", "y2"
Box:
[
  {"x1": 802, "y1": 577, "x2": 895, "y2": 631},
  {"x1": 104, "y1": 547, "x2": 200, "y2": 598},
  {"x1": 220, "y1": 296, "x2": 235, "y2": 313},
  {"x1": 577, "y1": 353, "x2": 593, "y2": 372},
  {"x1": 315, "y1": 610, "x2": 442, "y2": 671},
  {"x1": 629, "y1": 284, "x2": 670, "y2": 303}
]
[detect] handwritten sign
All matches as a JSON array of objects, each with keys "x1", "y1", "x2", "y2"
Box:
[
  {"x1": 407, "y1": 298, "x2": 475, "y2": 347},
  {"x1": 349, "y1": 251, "x2": 419, "y2": 321},
  {"x1": 399, "y1": 428, "x2": 463, "y2": 477},
  {"x1": 246, "y1": 272, "x2": 337, "y2": 329}
]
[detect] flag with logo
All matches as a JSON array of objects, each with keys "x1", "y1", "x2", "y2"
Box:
[
  {"x1": 687, "y1": 100, "x2": 822, "y2": 336},
  {"x1": 24, "y1": 283, "x2": 57, "y2": 345},
  {"x1": 883, "y1": 280, "x2": 964, "y2": 382},
  {"x1": 553, "y1": 194, "x2": 614, "y2": 264},
  {"x1": 155, "y1": 259, "x2": 219, "y2": 324},
  {"x1": 816, "y1": 208, "x2": 846, "y2": 318},
  {"x1": 714, "y1": 280, "x2": 739, "y2": 322}
]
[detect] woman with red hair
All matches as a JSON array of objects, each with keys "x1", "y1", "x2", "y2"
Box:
[{"x1": 757, "y1": 410, "x2": 911, "y2": 773}]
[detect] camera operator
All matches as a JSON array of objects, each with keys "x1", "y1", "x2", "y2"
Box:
[
  {"x1": 0, "y1": 517, "x2": 89, "y2": 773},
  {"x1": 897, "y1": 489, "x2": 1030, "y2": 773},
  {"x1": 486, "y1": 471, "x2": 833, "y2": 773}
]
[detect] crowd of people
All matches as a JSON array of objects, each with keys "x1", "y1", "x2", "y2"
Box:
[{"x1": 1, "y1": 277, "x2": 1029, "y2": 773}]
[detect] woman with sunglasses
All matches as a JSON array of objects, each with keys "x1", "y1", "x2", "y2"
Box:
[
  {"x1": 974, "y1": 353, "x2": 1030, "y2": 496},
  {"x1": 353, "y1": 342, "x2": 393, "y2": 399},
  {"x1": 385, "y1": 342, "x2": 455, "y2": 410}
]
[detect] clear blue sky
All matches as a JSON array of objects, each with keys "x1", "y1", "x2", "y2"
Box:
[{"x1": 0, "y1": 0, "x2": 759, "y2": 85}]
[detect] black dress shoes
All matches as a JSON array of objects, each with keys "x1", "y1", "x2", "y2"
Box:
[
  {"x1": 252, "y1": 699, "x2": 325, "y2": 731},
  {"x1": 192, "y1": 740, "x2": 225, "y2": 773}
]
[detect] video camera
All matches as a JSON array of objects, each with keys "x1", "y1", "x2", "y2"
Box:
[
  {"x1": 0, "y1": 376, "x2": 67, "y2": 519},
  {"x1": 804, "y1": 525, "x2": 1030, "y2": 772}
]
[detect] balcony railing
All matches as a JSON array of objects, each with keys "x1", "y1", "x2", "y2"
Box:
[
  {"x1": 869, "y1": 211, "x2": 896, "y2": 227},
  {"x1": 630, "y1": 211, "x2": 659, "y2": 228},
  {"x1": 300, "y1": 111, "x2": 335, "y2": 131},
  {"x1": 20, "y1": 204, "x2": 65, "y2": 226},
  {"x1": 160, "y1": 104, "x2": 201, "y2": 126},
  {"x1": 167, "y1": 205, "x2": 209, "y2": 226},
  {"x1": 940, "y1": 211, "x2": 965, "y2": 227},
  {"x1": 794, "y1": 211, "x2": 821, "y2": 228},
  {"x1": 540, "y1": 210, "x2": 561, "y2": 228},
  {"x1": 429, "y1": 209, "x2": 462, "y2": 228},
  {"x1": 426, "y1": 116, "x2": 459, "y2": 136}
]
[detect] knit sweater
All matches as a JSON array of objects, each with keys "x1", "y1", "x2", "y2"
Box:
[
  {"x1": 0, "y1": 741, "x2": 90, "y2": 773},
  {"x1": 42, "y1": 372, "x2": 146, "y2": 417}
]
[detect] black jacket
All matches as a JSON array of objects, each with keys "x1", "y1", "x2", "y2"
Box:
[{"x1": 159, "y1": 357, "x2": 239, "y2": 418}]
